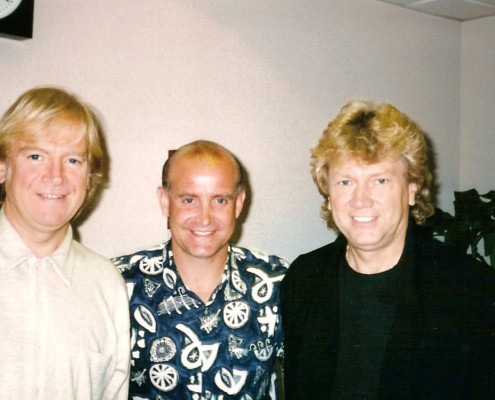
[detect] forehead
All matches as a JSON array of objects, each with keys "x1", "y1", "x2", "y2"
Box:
[
  {"x1": 19, "y1": 115, "x2": 86, "y2": 142},
  {"x1": 16, "y1": 120, "x2": 88, "y2": 149},
  {"x1": 329, "y1": 156, "x2": 406, "y2": 175},
  {"x1": 168, "y1": 154, "x2": 238, "y2": 188}
]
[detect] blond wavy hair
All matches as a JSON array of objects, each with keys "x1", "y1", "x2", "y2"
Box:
[{"x1": 312, "y1": 100, "x2": 433, "y2": 230}]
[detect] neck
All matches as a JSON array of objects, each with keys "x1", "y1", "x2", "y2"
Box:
[
  {"x1": 172, "y1": 245, "x2": 228, "y2": 303},
  {"x1": 14, "y1": 224, "x2": 68, "y2": 258},
  {"x1": 345, "y1": 242, "x2": 404, "y2": 275},
  {"x1": 3, "y1": 203, "x2": 70, "y2": 258}
]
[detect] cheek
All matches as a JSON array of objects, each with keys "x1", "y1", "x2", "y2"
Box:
[
  {"x1": 219, "y1": 208, "x2": 237, "y2": 225},
  {"x1": 169, "y1": 207, "x2": 193, "y2": 224}
]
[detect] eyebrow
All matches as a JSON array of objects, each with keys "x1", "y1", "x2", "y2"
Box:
[
  {"x1": 18, "y1": 144, "x2": 87, "y2": 158},
  {"x1": 176, "y1": 192, "x2": 235, "y2": 200}
]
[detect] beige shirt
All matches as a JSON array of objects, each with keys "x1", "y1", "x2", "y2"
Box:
[{"x1": 0, "y1": 209, "x2": 130, "y2": 399}]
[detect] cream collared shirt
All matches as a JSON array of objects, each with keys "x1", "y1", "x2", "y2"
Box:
[{"x1": 0, "y1": 209, "x2": 130, "y2": 399}]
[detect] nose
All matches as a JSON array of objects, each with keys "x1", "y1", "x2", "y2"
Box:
[
  {"x1": 43, "y1": 159, "x2": 64, "y2": 184},
  {"x1": 350, "y1": 184, "x2": 372, "y2": 208},
  {"x1": 198, "y1": 203, "x2": 213, "y2": 226}
]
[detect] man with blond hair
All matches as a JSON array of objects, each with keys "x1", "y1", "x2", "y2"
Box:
[
  {"x1": 0, "y1": 87, "x2": 130, "y2": 399},
  {"x1": 281, "y1": 100, "x2": 495, "y2": 399}
]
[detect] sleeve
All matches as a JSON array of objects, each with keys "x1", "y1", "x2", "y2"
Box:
[
  {"x1": 470, "y1": 262, "x2": 495, "y2": 398},
  {"x1": 102, "y1": 272, "x2": 131, "y2": 400}
]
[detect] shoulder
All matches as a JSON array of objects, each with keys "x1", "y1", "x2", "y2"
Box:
[
  {"x1": 281, "y1": 238, "x2": 344, "y2": 300},
  {"x1": 287, "y1": 237, "x2": 344, "y2": 277},
  {"x1": 71, "y1": 240, "x2": 116, "y2": 272},
  {"x1": 231, "y1": 245, "x2": 289, "y2": 275},
  {"x1": 70, "y1": 240, "x2": 127, "y2": 291},
  {"x1": 413, "y1": 233, "x2": 495, "y2": 296},
  {"x1": 112, "y1": 242, "x2": 167, "y2": 280}
]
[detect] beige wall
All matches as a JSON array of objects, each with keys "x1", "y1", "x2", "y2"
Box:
[
  {"x1": 0, "y1": 0, "x2": 492, "y2": 262},
  {"x1": 460, "y1": 16, "x2": 495, "y2": 193}
]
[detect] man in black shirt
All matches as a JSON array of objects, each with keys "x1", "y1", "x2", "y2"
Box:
[{"x1": 280, "y1": 100, "x2": 495, "y2": 399}]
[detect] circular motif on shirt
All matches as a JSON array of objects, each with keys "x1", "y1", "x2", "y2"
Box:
[
  {"x1": 149, "y1": 363, "x2": 179, "y2": 392},
  {"x1": 150, "y1": 336, "x2": 177, "y2": 362},
  {"x1": 139, "y1": 256, "x2": 164, "y2": 275},
  {"x1": 223, "y1": 301, "x2": 250, "y2": 329}
]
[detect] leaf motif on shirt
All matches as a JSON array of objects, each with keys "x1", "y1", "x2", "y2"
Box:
[
  {"x1": 214, "y1": 367, "x2": 248, "y2": 395},
  {"x1": 199, "y1": 308, "x2": 221, "y2": 334},
  {"x1": 230, "y1": 270, "x2": 247, "y2": 294},
  {"x1": 134, "y1": 305, "x2": 157, "y2": 333},
  {"x1": 162, "y1": 267, "x2": 177, "y2": 289}
]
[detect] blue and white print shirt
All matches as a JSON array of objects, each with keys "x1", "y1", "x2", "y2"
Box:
[{"x1": 114, "y1": 241, "x2": 288, "y2": 400}]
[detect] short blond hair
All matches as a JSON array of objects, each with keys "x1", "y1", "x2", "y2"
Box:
[
  {"x1": 0, "y1": 86, "x2": 105, "y2": 207},
  {"x1": 312, "y1": 100, "x2": 433, "y2": 230}
]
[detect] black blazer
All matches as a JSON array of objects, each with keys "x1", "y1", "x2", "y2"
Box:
[{"x1": 281, "y1": 227, "x2": 495, "y2": 399}]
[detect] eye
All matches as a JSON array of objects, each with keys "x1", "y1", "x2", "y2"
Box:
[
  {"x1": 377, "y1": 178, "x2": 388, "y2": 184},
  {"x1": 216, "y1": 198, "x2": 228, "y2": 205},
  {"x1": 68, "y1": 158, "x2": 81, "y2": 165},
  {"x1": 28, "y1": 154, "x2": 41, "y2": 161},
  {"x1": 183, "y1": 198, "x2": 194, "y2": 204},
  {"x1": 340, "y1": 180, "x2": 350, "y2": 186}
]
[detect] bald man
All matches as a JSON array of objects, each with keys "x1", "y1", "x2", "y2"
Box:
[{"x1": 114, "y1": 140, "x2": 287, "y2": 399}]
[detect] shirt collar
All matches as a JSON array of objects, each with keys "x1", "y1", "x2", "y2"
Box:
[
  {"x1": 0, "y1": 207, "x2": 74, "y2": 285},
  {"x1": 164, "y1": 240, "x2": 238, "y2": 303}
]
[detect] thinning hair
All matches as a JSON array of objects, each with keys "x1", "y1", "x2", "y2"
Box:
[{"x1": 161, "y1": 140, "x2": 245, "y2": 195}]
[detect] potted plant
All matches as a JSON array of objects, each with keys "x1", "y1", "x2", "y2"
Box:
[{"x1": 425, "y1": 189, "x2": 495, "y2": 268}]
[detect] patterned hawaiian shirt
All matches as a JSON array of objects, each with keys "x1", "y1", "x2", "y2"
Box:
[{"x1": 113, "y1": 241, "x2": 288, "y2": 400}]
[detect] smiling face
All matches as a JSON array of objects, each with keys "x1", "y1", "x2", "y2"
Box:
[
  {"x1": 0, "y1": 123, "x2": 89, "y2": 246},
  {"x1": 157, "y1": 153, "x2": 245, "y2": 267},
  {"x1": 327, "y1": 156, "x2": 417, "y2": 257}
]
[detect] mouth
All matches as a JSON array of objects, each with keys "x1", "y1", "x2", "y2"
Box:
[
  {"x1": 192, "y1": 230, "x2": 214, "y2": 236},
  {"x1": 39, "y1": 194, "x2": 65, "y2": 199},
  {"x1": 353, "y1": 217, "x2": 375, "y2": 223}
]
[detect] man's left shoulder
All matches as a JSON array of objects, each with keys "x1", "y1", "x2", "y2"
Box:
[
  {"x1": 231, "y1": 245, "x2": 289, "y2": 274},
  {"x1": 112, "y1": 242, "x2": 167, "y2": 280},
  {"x1": 71, "y1": 240, "x2": 126, "y2": 285},
  {"x1": 414, "y1": 235, "x2": 495, "y2": 289}
]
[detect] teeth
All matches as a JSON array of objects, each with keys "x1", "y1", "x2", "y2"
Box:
[
  {"x1": 354, "y1": 217, "x2": 374, "y2": 222},
  {"x1": 193, "y1": 231, "x2": 213, "y2": 236},
  {"x1": 42, "y1": 194, "x2": 64, "y2": 199}
]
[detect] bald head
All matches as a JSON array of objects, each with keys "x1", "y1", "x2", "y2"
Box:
[{"x1": 161, "y1": 140, "x2": 244, "y2": 195}]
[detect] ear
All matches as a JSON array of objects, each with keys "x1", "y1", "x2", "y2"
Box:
[
  {"x1": 408, "y1": 182, "x2": 418, "y2": 206},
  {"x1": 234, "y1": 189, "x2": 246, "y2": 219},
  {"x1": 0, "y1": 160, "x2": 7, "y2": 184},
  {"x1": 156, "y1": 186, "x2": 170, "y2": 217}
]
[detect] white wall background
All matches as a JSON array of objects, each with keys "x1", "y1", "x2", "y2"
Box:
[
  {"x1": 460, "y1": 16, "x2": 495, "y2": 193},
  {"x1": 0, "y1": 0, "x2": 493, "y2": 262}
]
